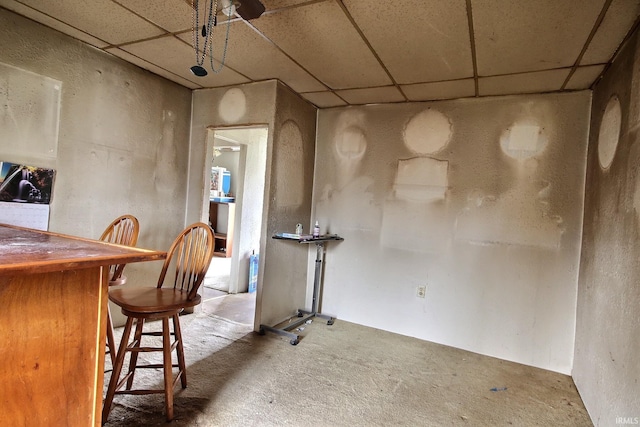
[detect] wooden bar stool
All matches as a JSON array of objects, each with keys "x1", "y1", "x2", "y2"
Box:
[
  {"x1": 99, "y1": 214, "x2": 140, "y2": 365},
  {"x1": 101, "y1": 222, "x2": 215, "y2": 423}
]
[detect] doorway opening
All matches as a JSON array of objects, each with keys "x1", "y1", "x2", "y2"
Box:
[{"x1": 200, "y1": 126, "x2": 268, "y2": 326}]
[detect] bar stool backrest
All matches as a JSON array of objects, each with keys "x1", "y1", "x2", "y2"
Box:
[
  {"x1": 156, "y1": 222, "x2": 215, "y2": 301},
  {"x1": 99, "y1": 214, "x2": 140, "y2": 283}
]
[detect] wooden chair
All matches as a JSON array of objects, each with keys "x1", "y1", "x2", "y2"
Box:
[
  {"x1": 101, "y1": 222, "x2": 215, "y2": 423},
  {"x1": 100, "y1": 214, "x2": 140, "y2": 365}
]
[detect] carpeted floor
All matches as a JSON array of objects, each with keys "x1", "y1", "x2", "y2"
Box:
[{"x1": 102, "y1": 311, "x2": 592, "y2": 426}]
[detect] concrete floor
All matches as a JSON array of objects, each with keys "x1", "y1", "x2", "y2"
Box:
[
  {"x1": 200, "y1": 253, "x2": 256, "y2": 325},
  {"x1": 102, "y1": 301, "x2": 592, "y2": 426},
  {"x1": 200, "y1": 288, "x2": 256, "y2": 325}
]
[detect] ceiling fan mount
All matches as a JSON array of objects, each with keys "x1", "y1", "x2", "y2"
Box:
[
  {"x1": 232, "y1": 0, "x2": 265, "y2": 20},
  {"x1": 188, "y1": 0, "x2": 264, "y2": 76},
  {"x1": 187, "y1": 0, "x2": 265, "y2": 21}
]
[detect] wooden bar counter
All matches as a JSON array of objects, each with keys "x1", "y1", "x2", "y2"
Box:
[{"x1": 0, "y1": 224, "x2": 166, "y2": 426}]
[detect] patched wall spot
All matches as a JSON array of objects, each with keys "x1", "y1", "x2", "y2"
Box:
[
  {"x1": 394, "y1": 157, "x2": 449, "y2": 202},
  {"x1": 500, "y1": 122, "x2": 547, "y2": 159},
  {"x1": 335, "y1": 126, "x2": 366, "y2": 160},
  {"x1": 219, "y1": 88, "x2": 246, "y2": 123},
  {"x1": 598, "y1": 95, "x2": 622, "y2": 170},
  {"x1": 276, "y1": 120, "x2": 304, "y2": 208},
  {"x1": 403, "y1": 109, "x2": 452, "y2": 154}
]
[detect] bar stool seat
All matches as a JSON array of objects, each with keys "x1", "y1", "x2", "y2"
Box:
[{"x1": 109, "y1": 287, "x2": 202, "y2": 313}]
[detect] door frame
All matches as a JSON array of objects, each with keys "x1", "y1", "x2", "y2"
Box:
[{"x1": 201, "y1": 125, "x2": 268, "y2": 295}]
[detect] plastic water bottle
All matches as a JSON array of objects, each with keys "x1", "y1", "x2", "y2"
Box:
[
  {"x1": 249, "y1": 251, "x2": 258, "y2": 293},
  {"x1": 313, "y1": 220, "x2": 320, "y2": 238}
]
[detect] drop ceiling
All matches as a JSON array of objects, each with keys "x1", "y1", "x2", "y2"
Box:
[{"x1": 1, "y1": 0, "x2": 639, "y2": 108}]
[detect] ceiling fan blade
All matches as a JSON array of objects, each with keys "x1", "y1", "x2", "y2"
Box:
[{"x1": 236, "y1": 0, "x2": 265, "y2": 20}]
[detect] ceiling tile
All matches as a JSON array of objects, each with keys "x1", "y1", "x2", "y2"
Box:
[
  {"x1": 335, "y1": 86, "x2": 405, "y2": 105},
  {"x1": 14, "y1": 0, "x2": 165, "y2": 45},
  {"x1": 121, "y1": 35, "x2": 250, "y2": 87},
  {"x1": 251, "y1": 0, "x2": 391, "y2": 89},
  {"x1": 473, "y1": 0, "x2": 605, "y2": 76},
  {"x1": 177, "y1": 21, "x2": 327, "y2": 93},
  {"x1": 106, "y1": 47, "x2": 201, "y2": 89},
  {"x1": 300, "y1": 91, "x2": 347, "y2": 108},
  {"x1": 0, "y1": 0, "x2": 109, "y2": 48},
  {"x1": 565, "y1": 65, "x2": 605, "y2": 90},
  {"x1": 580, "y1": 0, "x2": 640, "y2": 65},
  {"x1": 114, "y1": 0, "x2": 193, "y2": 33},
  {"x1": 262, "y1": 0, "x2": 317, "y2": 10},
  {"x1": 2, "y1": 0, "x2": 638, "y2": 103},
  {"x1": 478, "y1": 69, "x2": 570, "y2": 96},
  {"x1": 402, "y1": 79, "x2": 476, "y2": 101},
  {"x1": 343, "y1": 0, "x2": 473, "y2": 84}
]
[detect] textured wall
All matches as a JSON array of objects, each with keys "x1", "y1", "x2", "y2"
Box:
[
  {"x1": 0, "y1": 9, "x2": 193, "y2": 326},
  {"x1": 190, "y1": 82, "x2": 276, "y2": 313},
  {"x1": 231, "y1": 127, "x2": 268, "y2": 294},
  {"x1": 189, "y1": 82, "x2": 317, "y2": 329},
  {"x1": 188, "y1": 82, "x2": 278, "y2": 227},
  {"x1": 314, "y1": 93, "x2": 590, "y2": 374},
  {"x1": 574, "y1": 27, "x2": 640, "y2": 425},
  {"x1": 260, "y1": 84, "x2": 318, "y2": 327}
]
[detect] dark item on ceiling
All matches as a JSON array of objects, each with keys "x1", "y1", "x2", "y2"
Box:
[{"x1": 236, "y1": 0, "x2": 265, "y2": 20}]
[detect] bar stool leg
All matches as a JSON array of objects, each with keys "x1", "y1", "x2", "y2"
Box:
[
  {"x1": 162, "y1": 317, "x2": 174, "y2": 421},
  {"x1": 173, "y1": 313, "x2": 188, "y2": 388},
  {"x1": 105, "y1": 305, "x2": 116, "y2": 366},
  {"x1": 102, "y1": 317, "x2": 135, "y2": 424},
  {"x1": 125, "y1": 318, "x2": 145, "y2": 390}
]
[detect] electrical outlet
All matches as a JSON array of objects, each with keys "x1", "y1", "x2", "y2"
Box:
[{"x1": 416, "y1": 285, "x2": 426, "y2": 298}]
